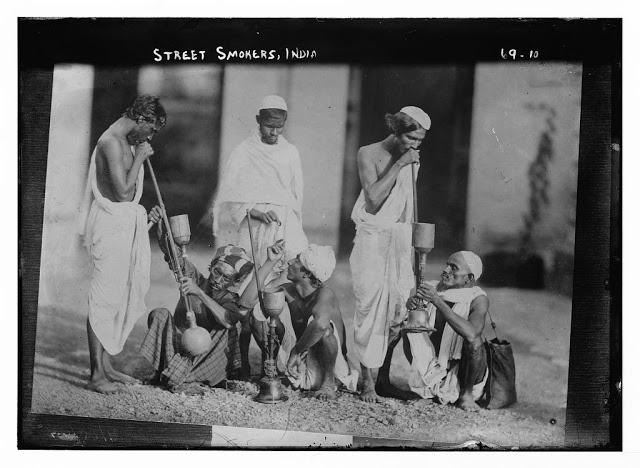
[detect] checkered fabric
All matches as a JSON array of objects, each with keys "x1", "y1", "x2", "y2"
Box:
[{"x1": 140, "y1": 259, "x2": 245, "y2": 388}]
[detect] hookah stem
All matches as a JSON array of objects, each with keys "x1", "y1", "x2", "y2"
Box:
[
  {"x1": 245, "y1": 210, "x2": 268, "y2": 317},
  {"x1": 246, "y1": 209, "x2": 273, "y2": 370},
  {"x1": 146, "y1": 159, "x2": 193, "y2": 314},
  {"x1": 411, "y1": 162, "x2": 421, "y2": 291}
]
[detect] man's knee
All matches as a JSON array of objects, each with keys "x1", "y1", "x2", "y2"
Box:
[
  {"x1": 319, "y1": 331, "x2": 339, "y2": 353},
  {"x1": 463, "y1": 336, "x2": 484, "y2": 356},
  {"x1": 148, "y1": 307, "x2": 171, "y2": 328}
]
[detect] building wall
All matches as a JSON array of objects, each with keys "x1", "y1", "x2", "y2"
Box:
[
  {"x1": 218, "y1": 65, "x2": 349, "y2": 250},
  {"x1": 37, "y1": 64, "x2": 95, "y2": 311},
  {"x1": 466, "y1": 63, "x2": 582, "y2": 269}
]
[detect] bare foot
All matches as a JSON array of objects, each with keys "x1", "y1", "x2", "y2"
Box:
[
  {"x1": 103, "y1": 355, "x2": 140, "y2": 385},
  {"x1": 456, "y1": 395, "x2": 481, "y2": 412},
  {"x1": 86, "y1": 378, "x2": 120, "y2": 394},
  {"x1": 314, "y1": 385, "x2": 338, "y2": 401},
  {"x1": 359, "y1": 379, "x2": 383, "y2": 403},
  {"x1": 105, "y1": 368, "x2": 140, "y2": 385}
]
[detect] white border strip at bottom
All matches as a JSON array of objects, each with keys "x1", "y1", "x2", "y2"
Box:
[{"x1": 210, "y1": 425, "x2": 354, "y2": 447}]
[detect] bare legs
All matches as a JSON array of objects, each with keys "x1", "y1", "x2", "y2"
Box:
[
  {"x1": 359, "y1": 364, "x2": 383, "y2": 403},
  {"x1": 239, "y1": 319, "x2": 253, "y2": 380},
  {"x1": 455, "y1": 337, "x2": 486, "y2": 412},
  {"x1": 86, "y1": 318, "x2": 137, "y2": 394},
  {"x1": 307, "y1": 332, "x2": 339, "y2": 400}
]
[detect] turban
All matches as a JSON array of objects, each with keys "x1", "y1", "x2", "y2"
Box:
[
  {"x1": 259, "y1": 95, "x2": 288, "y2": 112},
  {"x1": 211, "y1": 244, "x2": 253, "y2": 278},
  {"x1": 458, "y1": 251, "x2": 483, "y2": 280},
  {"x1": 399, "y1": 106, "x2": 431, "y2": 131},
  {"x1": 299, "y1": 244, "x2": 336, "y2": 283}
]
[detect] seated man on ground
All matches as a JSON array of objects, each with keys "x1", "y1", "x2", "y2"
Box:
[
  {"x1": 140, "y1": 223, "x2": 285, "y2": 393},
  {"x1": 251, "y1": 244, "x2": 358, "y2": 400},
  {"x1": 376, "y1": 251, "x2": 489, "y2": 411}
]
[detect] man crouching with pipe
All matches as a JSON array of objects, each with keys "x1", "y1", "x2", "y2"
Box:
[
  {"x1": 139, "y1": 228, "x2": 286, "y2": 394},
  {"x1": 248, "y1": 245, "x2": 358, "y2": 400}
]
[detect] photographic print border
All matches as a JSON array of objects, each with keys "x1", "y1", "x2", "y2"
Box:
[{"x1": 18, "y1": 17, "x2": 622, "y2": 449}]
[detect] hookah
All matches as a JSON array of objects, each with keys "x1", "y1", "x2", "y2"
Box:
[
  {"x1": 246, "y1": 209, "x2": 288, "y2": 403},
  {"x1": 405, "y1": 160, "x2": 437, "y2": 332},
  {"x1": 146, "y1": 160, "x2": 212, "y2": 356}
]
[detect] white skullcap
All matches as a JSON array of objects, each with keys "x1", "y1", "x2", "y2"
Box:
[
  {"x1": 399, "y1": 106, "x2": 431, "y2": 130},
  {"x1": 259, "y1": 95, "x2": 288, "y2": 112},
  {"x1": 459, "y1": 251, "x2": 483, "y2": 280},
  {"x1": 299, "y1": 244, "x2": 336, "y2": 283}
]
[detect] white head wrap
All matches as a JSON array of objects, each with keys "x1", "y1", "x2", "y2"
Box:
[
  {"x1": 399, "y1": 105, "x2": 431, "y2": 130},
  {"x1": 299, "y1": 244, "x2": 336, "y2": 283},
  {"x1": 259, "y1": 95, "x2": 288, "y2": 112},
  {"x1": 458, "y1": 251, "x2": 483, "y2": 280}
]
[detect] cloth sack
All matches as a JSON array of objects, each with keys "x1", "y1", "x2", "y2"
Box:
[{"x1": 480, "y1": 337, "x2": 517, "y2": 409}]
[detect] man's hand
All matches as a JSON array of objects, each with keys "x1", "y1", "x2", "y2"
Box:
[
  {"x1": 415, "y1": 282, "x2": 439, "y2": 304},
  {"x1": 406, "y1": 295, "x2": 423, "y2": 311},
  {"x1": 267, "y1": 239, "x2": 286, "y2": 262},
  {"x1": 396, "y1": 148, "x2": 420, "y2": 167},
  {"x1": 179, "y1": 277, "x2": 202, "y2": 298},
  {"x1": 286, "y1": 351, "x2": 303, "y2": 379},
  {"x1": 250, "y1": 208, "x2": 281, "y2": 225},
  {"x1": 135, "y1": 141, "x2": 154, "y2": 160},
  {"x1": 147, "y1": 205, "x2": 163, "y2": 225}
]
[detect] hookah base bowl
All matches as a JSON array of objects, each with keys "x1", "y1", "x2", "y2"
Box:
[{"x1": 255, "y1": 376, "x2": 288, "y2": 404}]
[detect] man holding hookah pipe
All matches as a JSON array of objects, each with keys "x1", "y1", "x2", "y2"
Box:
[{"x1": 139, "y1": 230, "x2": 286, "y2": 393}]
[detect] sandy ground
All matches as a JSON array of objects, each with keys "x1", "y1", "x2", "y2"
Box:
[{"x1": 31, "y1": 245, "x2": 571, "y2": 448}]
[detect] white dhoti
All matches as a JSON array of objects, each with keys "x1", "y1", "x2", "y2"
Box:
[
  {"x1": 405, "y1": 282, "x2": 488, "y2": 403},
  {"x1": 286, "y1": 319, "x2": 359, "y2": 392},
  {"x1": 212, "y1": 132, "x2": 308, "y2": 365},
  {"x1": 78, "y1": 148, "x2": 150, "y2": 355},
  {"x1": 349, "y1": 163, "x2": 416, "y2": 368}
]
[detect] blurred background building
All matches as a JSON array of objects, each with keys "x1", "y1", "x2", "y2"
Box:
[{"x1": 37, "y1": 62, "x2": 582, "y2": 312}]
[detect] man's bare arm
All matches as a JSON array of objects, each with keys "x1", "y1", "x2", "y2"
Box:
[
  {"x1": 357, "y1": 147, "x2": 418, "y2": 212},
  {"x1": 237, "y1": 257, "x2": 279, "y2": 314},
  {"x1": 290, "y1": 290, "x2": 334, "y2": 355},
  {"x1": 179, "y1": 277, "x2": 232, "y2": 329},
  {"x1": 99, "y1": 138, "x2": 151, "y2": 201},
  {"x1": 434, "y1": 295, "x2": 489, "y2": 342}
]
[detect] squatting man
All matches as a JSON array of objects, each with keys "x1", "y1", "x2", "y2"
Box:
[
  {"x1": 140, "y1": 228, "x2": 287, "y2": 393},
  {"x1": 378, "y1": 251, "x2": 490, "y2": 412}
]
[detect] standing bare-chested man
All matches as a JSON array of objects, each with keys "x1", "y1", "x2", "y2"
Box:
[
  {"x1": 79, "y1": 95, "x2": 166, "y2": 393},
  {"x1": 349, "y1": 106, "x2": 431, "y2": 402}
]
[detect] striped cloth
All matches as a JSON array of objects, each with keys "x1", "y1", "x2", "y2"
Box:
[{"x1": 140, "y1": 258, "x2": 245, "y2": 388}]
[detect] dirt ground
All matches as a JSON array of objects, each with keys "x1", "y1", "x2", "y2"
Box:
[{"x1": 30, "y1": 245, "x2": 571, "y2": 448}]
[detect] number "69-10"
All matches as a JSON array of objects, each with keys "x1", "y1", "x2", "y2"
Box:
[{"x1": 500, "y1": 48, "x2": 540, "y2": 60}]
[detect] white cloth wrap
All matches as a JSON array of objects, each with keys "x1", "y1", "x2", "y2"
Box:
[
  {"x1": 78, "y1": 147, "x2": 150, "y2": 355},
  {"x1": 286, "y1": 318, "x2": 359, "y2": 392},
  {"x1": 349, "y1": 163, "x2": 416, "y2": 368},
  {"x1": 213, "y1": 132, "x2": 308, "y2": 365},
  {"x1": 406, "y1": 281, "x2": 487, "y2": 403},
  {"x1": 212, "y1": 132, "x2": 308, "y2": 265}
]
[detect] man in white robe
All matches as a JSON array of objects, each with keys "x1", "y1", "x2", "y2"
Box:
[
  {"x1": 212, "y1": 95, "x2": 308, "y2": 378},
  {"x1": 349, "y1": 106, "x2": 431, "y2": 402},
  {"x1": 78, "y1": 95, "x2": 166, "y2": 394}
]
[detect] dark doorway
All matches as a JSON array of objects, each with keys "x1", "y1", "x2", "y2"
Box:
[{"x1": 339, "y1": 65, "x2": 475, "y2": 256}]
